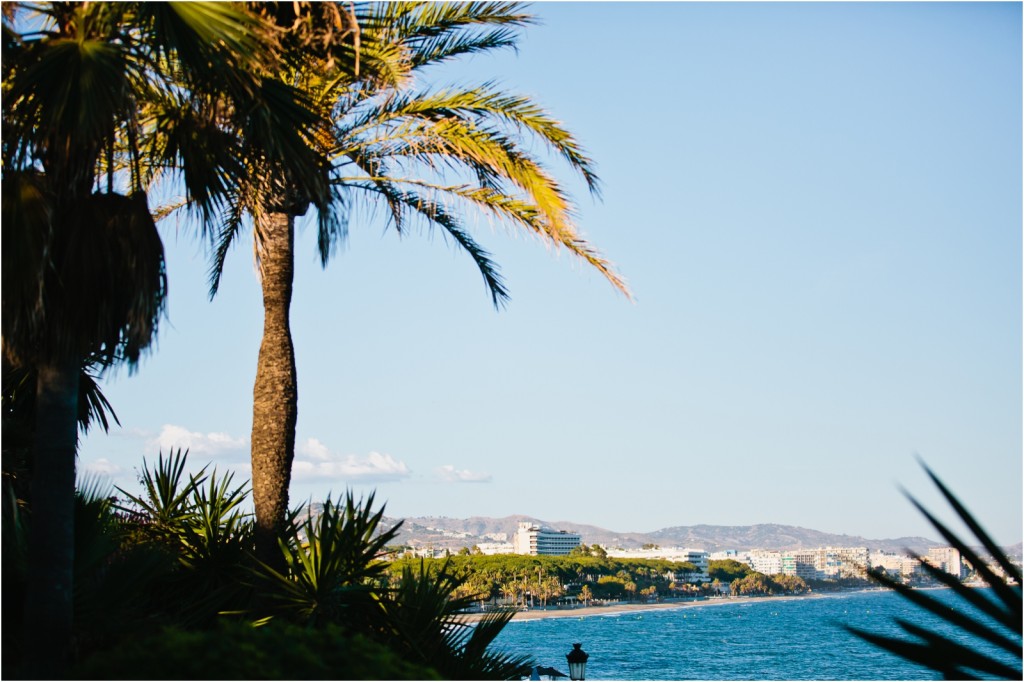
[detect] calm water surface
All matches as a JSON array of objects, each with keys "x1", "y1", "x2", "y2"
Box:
[{"x1": 492, "y1": 589, "x2": 1016, "y2": 680}]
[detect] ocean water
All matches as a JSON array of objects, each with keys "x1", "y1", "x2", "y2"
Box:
[{"x1": 492, "y1": 589, "x2": 1019, "y2": 680}]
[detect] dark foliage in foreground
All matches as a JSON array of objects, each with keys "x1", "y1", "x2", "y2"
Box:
[
  {"x1": 846, "y1": 462, "x2": 1022, "y2": 680},
  {"x1": 71, "y1": 621, "x2": 440, "y2": 680},
  {"x1": 1, "y1": 450, "x2": 531, "y2": 679}
]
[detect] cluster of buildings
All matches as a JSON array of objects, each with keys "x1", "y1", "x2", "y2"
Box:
[
  {"x1": 712, "y1": 546, "x2": 974, "y2": 582},
  {"x1": 505, "y1": 522, "x2": 981, "y2": 584},
  {"x1": 870, "y1": 546, "x2": 968, "y2": 580}
]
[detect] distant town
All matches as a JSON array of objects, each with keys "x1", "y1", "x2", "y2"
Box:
[{"x1": 391, "y1": 520, "x2": 1020, "y2": 586}]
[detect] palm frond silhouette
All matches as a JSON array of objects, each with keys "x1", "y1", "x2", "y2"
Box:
[{"x1": 847, "y1": 462, "x2": 1021, "y2": 680}]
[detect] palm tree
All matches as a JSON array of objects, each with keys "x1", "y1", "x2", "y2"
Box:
[
  {"x1": 190, "y1": 1, "x2": 382, "y2": 565},
  {"x1": 2, "y1": 356, "x2": 120, "y2": 506},
  {"x1": 579, "y1": 584, "x2": 593, "y2": 607},
  {"x1": 208, "y1": 1, "x2": 631, "y2": 565},
  {"x1": 1, "y1": 3, "x2": 297, "y2": 674}
]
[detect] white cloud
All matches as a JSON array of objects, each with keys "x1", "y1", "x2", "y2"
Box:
[
  {"x1": 294, "y1": 438, "x2": 411, "y2": 483},
  {"x1": 301, "y1": 437, "x2": 332, "y2": 461},
  {"x1": 149, "y1": 424, "x2": 246, "y2": 457},
  {"x1": 82, "y1": 458, "x2": 123, "y2": 476},
  {"x1": 437, "y1": 464, "x2": 492, "y2": 483}
]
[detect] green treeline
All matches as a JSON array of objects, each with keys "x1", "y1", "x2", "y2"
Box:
[
  {"x1": 381, "y1": 555, "x2": 815, "y2": 608},
  {"x1": 386, "y1": 554, "x2": 705, "y2": 606}
]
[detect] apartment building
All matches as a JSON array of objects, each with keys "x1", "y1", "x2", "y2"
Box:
[
  {"x1": 870, "y1": 550, "x2": 905, "y2": 575},
  {"x1": 821, "y1": 546, "x2": 869, "y2": 579},
  {"x1": 607, "y1": 547, "x2": 711, "y2": 580},
  {"x1": 748, "y1": 550, "x2": 783, "y2": 576},
  {"x1": 778, "y1": 547, "x2": 869, "y2": 580},
  {"x1": 925, "y1": 547, "x2": 965, "y2": 579},
  {"x1": 781, "y1": 549, "x2": 820, "y2": 580},
  {"x1": 512, "y1": 522, "x2": 582, "y2": 556}
]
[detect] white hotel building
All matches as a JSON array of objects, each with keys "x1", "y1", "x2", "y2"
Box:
[
  {"x1": 605, "y1": 547, "x2": 710, "y2": 575},
  {"x1": 748, "y1": 549, "x2": 783, "y2": 576},
  {"x1": 513, "y1": 522, "x2": 582, "y2": 556}
]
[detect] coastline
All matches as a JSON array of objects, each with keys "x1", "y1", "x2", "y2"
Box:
[
  {"x1": 463, "y1": 593, "x2": 828, "y2": 623},
  {"x1": 462, "y1": 586, "x2": 951, "y2": 623}
]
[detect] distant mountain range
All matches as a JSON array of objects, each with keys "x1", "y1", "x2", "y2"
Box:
[
  {"x1": 377, "y1": 514, "x2": 948, "y2": 555},
  {"x1": 294, "y1": 506, "x2": 1021, "y2": 558}
]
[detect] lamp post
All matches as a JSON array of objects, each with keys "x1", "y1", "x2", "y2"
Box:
[{"x1": 566, "y1": 642, "x2": 589, "y2": 681}]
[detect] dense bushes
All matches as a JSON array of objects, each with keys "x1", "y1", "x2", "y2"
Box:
[
  {"x1": 729, "y1": 572, "x2": 810, "y2": 596},
  {"x1": 72, "y1": 622, "x2": 441, "y2": 680},
  {"x1": 1, "y1": 451, "x2": 530, "y2": 679}
]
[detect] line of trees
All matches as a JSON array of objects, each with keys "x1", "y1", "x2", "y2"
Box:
[
  {"x1": 729, "y1": 572, "x2": 810, "y2": 596},
  {"x1": 385, "y1": 554, "x2": 705, "y2": 607},
  {"x1": 377, "y1": 555, "x2": 861, "y2": 608}
]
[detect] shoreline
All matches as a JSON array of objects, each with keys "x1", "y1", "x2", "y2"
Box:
[
  {"x1": 463, "y1": 593, "x2": 831, "y2": 623},
  {"x1": 463, "y1": 586, "x2": 950, "y2": 623}
]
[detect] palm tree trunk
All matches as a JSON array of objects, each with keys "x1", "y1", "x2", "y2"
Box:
[
  {"x1": 23, "y1": 358, "x2": 79, "y2": 679},
  {"x1": 251, "y1": 211, "x2": 298, "y2": 567}
]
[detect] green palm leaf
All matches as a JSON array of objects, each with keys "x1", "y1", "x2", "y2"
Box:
[{"x1": 380, "y1": 1, "x2": 533, "y2": 68}]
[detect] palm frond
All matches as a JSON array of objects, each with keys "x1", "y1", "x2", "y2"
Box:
[
  {"x1": 62, "y1": 191, "x2": 168, "y2": 367},
  {"x1": 77, "y1": 363, "x2": 120, "y2": 433},
  {"x1": 918, "y1": 460, "x2": 1022, "y2": 585},
  {"x1": 846, "y1": 462, "x2": 1022, "y2": 680},
  {"x1": 1, "y1": 171, "x2": 53, "y2": 342},
  {"x1": 333, "y1": 100, "x2": 630, "y2": 299},
  {"x1": 856, "y1": 566, "x2": 1020, "y2": 657},
  {"x1": 208, "y1": 192, "x2": 247, "y2": 297},
  {"x1": 139, "y1": 2, "x2": 277, "y2": 100},
  {"x1": 314, "y1": 184, "x2": 349, "y2": 267},
  {"x1": 902, "y1": 498, "x2": 1022, "y2": 623},
  {"x1": 364, "y1": 84, "x2": 601, "y2": 194},
  {"x1": 381, "y1": 1, "x2": 533, "y2": 70},
  {"x1": 351, "y1": 180, "x2": 509, "y2": 307},
  {"x1": 143, "y1": 89, "x2": 241, "y2": 233}
]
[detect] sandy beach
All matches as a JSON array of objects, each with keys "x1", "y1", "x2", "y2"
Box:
[{"x1": 463, "y1": 594, "x2": 823, "y2": 623}]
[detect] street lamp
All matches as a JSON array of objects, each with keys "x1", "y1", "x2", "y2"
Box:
[{"x1": 566, "y1": 642, "x2": 589, "y2": 681}]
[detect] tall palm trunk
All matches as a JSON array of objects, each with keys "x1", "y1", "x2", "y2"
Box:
[
  {"x1": 251, "y1": 211, "x2": 298, "y2": 567},
  {"x1": 23, "y1": 357, "x2": 79, "y2": 679}
]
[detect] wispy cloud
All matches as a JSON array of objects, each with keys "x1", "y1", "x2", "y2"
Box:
[
  {"x1": 294, "y1": 438, "x2": 411, "y2": 483},
  {"x1": 149, "y1": 424, "x2": 246, "y2": 457},
  {"x1": 437, "y1": 464, "x2": 492, "y2": 483},
  {"x1": 81, "y1": 458, "x2": 124, "y2": 476}
]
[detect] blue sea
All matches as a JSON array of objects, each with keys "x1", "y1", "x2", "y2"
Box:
[{"x1": 492, "y1": 589, "x2": 1019, "y2": 680}]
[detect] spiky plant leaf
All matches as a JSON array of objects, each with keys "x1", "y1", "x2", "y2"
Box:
[
  {"x1": 846, "y1": 462, "x2": 1022, "y2": 680},
  {"x1": 375, "y1": 559, "x2": 533, "y2": 680},
  {"x1": 115, "y1": 449, "x2": 204, "y2": 535},
  {"x1": 254, "y1": 492, "x2": 400, "y2": 626}
]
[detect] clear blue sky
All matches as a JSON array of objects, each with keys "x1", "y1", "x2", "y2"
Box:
[{"x1": 80, "y1": 2, "x2": 1022, "y2": 546}]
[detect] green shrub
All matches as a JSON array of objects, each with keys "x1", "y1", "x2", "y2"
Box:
[{"x1": 72, "y1": 620, "x2": 440, "y2": 680}]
